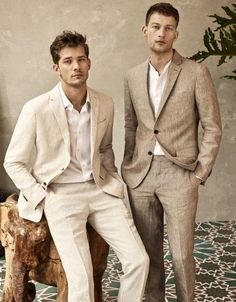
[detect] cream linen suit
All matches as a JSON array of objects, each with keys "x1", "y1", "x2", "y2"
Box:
[
  {"x1": 4, "y1": 85, "x2": 124, "y2": 222},
  {"x1": 121, "y1": 50, "x2": 222, "y2": 302},
  {"x1": 4, "y1": 84, "x2": 149, "y2": 302}
]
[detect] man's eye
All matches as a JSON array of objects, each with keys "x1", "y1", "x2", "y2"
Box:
[{"x1": 64, "y1": 60, "x2": 72, "y2": 64}]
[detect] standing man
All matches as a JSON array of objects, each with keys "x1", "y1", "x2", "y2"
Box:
[
  {"x1": 121, "y1": 3, "x2": 222, "y2": 302},
  {"x1": 4, "y1": 31, "x2": 149, "y2": 302}
]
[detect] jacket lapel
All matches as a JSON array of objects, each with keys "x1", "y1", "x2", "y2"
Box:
[
  {"x1": 139, "y1": 60, "x2": 156, "y2": 123},
  {"x1": 49, "y1": 85, "x2": 70, "y2": 152},
  {"x1": 155, "y1": 50, "x2": 183, "y2": 121}
]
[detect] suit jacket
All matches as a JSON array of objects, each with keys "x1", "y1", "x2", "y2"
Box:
[
  {"x1": 121, "y1": 50, "x2": 222, "y2": 189},
  {"x1": 4, "y1": 84, "x2": 124, "y2": 222}
]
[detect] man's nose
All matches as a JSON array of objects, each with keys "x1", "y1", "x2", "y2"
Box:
[
  {"x1": 73, "y1": 61, "x2": 80, "y2": 70},
  {"x1": 158, "y1": 27, "x2": 165, "y2": 37}
]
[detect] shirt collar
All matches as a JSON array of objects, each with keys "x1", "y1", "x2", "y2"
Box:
[
  {"x1": 58, "y1": 82, "x2": 90, "y2": 112},
  {"x1": 149, "y1": 59, "x2": 172, "y2": 79}
]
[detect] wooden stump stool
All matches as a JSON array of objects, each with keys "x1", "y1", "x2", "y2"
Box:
[{"x1": 0, "y1": 194, "x2": 109, "y2": 302}]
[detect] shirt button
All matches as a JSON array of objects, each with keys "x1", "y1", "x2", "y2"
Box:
[
  {"x1": 154, "y1": 130, "x2": 159, "y2": 134},
  {"x1": 148, "y1": 151, "x2": 153, "y2": 156}
]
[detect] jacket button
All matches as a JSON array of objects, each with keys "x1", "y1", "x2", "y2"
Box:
[
  {"x1": 154, "y1": 129, "x2": 159, "y2": 134},
  {"x1": 148, "y1": 151, "x2": 153, "y2": 156},
  {"x1": 43, "y1": 182, "x2": 47, "y2": 186}
]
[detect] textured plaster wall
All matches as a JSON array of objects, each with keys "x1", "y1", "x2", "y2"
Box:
[{"x1": 0, "y1": 0, "x2": 235, "y2": 221}]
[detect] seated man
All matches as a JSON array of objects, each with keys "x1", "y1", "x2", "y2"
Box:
[{"x1": 4, "y1": 31, "x2": 149, "y2": 302}]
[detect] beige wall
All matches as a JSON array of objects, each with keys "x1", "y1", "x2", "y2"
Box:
[{"x1": 0, "y1": 0, "x2": 235, "y2": 221}]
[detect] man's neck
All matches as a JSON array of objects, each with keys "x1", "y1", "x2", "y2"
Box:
[
  {"x1": 61, "y1": 83, "x2": 87, "y2": 112},
  {"x1": 149, "y1": 49, "x2": 174, "y2": 74}
]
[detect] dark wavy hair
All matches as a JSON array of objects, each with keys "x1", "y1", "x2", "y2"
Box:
[{"x1": 50, "y1": 30, "x2": 89, "y2": 64}]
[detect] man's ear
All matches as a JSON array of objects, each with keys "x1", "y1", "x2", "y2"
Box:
[
  {"x1": 88, "y1": 58, "x2": 91, "y2": 70},
  {"x1": 53, "y1": 64, "x2": 60, "y2": 76},
  {"x1": 174, "y1": 30, "x2": 179, "y2": 42},
  {"x1": 142, "y1": 25, "x2": 147, "y2": 37}
]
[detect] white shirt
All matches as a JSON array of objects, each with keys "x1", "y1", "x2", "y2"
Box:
[
  {"x1": 148, "y1": 60, "x2": 171, "y2": 155},
  {"x1": 55, "y1": 83, "x2": 93, "y2": 183}
]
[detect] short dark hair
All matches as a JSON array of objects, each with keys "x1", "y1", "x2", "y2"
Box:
[
  {"x1": 50, "y1": 30, "x2": 89, "y2": 64},
  {"x1": 145, "y1": 3, "x2": 179, "y2": 27}
]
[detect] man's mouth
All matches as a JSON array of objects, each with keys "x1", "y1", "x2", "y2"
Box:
[
  {"x1": 155, "y1": 41, "x2": 166, "y2": 44},
  {"x1": 72, "y1": 73, "x2": 83, "y2": 78}
]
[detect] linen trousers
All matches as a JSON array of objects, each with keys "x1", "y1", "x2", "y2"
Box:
[
  {"x1": 44, "y1": 179, "x2": 149, "y2": 302},
  {"x1": 127, "y1": 156, "x2": 200, "y2": 302}
]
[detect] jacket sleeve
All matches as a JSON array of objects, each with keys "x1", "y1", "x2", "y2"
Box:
[
  {"x1": 122, "y1": 75, "x2": 138, "y2": 164},
  {"x1": 194, "y1": 64, "x2": 222, "y2": 182},
  {"x1": 4, "y1": 103, "x2": 46, "y2": 208},
  {"x1": 99, "y1": 98, "x2": 119, "y2": 176}
]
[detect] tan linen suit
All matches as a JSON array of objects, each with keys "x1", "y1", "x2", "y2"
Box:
[
  {"x1": 121, "y1": 50, "x2": 222, "y2": 302},
  {"x1": 4, "y1": 85, "x2": 149, "y2": 302}
]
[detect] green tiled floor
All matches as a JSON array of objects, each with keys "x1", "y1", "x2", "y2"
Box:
[{"x1": 0, "y1": 221, "x2": 235, "y2": 301}]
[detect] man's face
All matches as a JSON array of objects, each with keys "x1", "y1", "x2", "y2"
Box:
[
  {"x1": 54, "y1": 45, "x2": 90, "y2": 89},
  {"x1": 143, "y1": 13, "x2": 178, "y2": 54}
]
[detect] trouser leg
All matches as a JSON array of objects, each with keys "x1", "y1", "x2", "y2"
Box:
[
  {"x1": 88, "y1": 185, "x2": 149, "y2": 302},
  {"x1": 87, "y1": 224, "x2": 109, "y2": 302},
  {"x1": 158, "y1": 163, "x2": 199, "y2": 302},
  {"x1": 127, "y1": 187, "x2": 165, "y2": 302},
  {"x1": 44, "y1": 183, "x2": 94, "y2": 302}
]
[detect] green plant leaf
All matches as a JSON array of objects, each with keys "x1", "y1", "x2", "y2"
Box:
[{"x1": 191, "y1": 4, "x2": 236, "y2": 80}]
